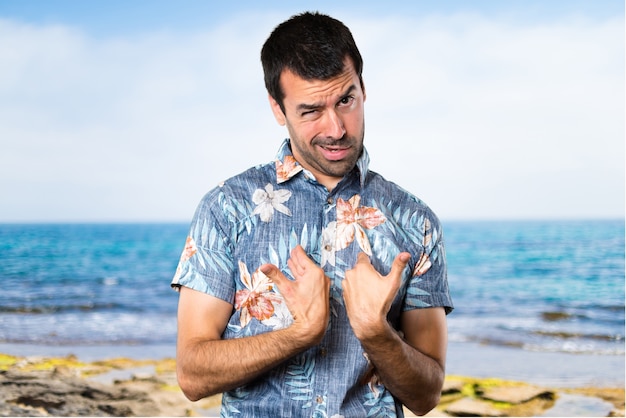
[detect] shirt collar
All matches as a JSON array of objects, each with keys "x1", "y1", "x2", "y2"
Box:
[{"x1": 274, "y1": 139, "x2": 369, "y2": 187}]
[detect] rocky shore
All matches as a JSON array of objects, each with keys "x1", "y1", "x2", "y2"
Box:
[{"x1": 0, "y1": 353, "x2": 623, "y2": 417}]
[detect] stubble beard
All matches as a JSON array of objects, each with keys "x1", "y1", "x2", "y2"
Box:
[
  {"x1": 311, "y1": 136, "x2": 363, "y2": 178},
  {"x1": 288, "y1": 124, "x2": 365, "y2": 180}
]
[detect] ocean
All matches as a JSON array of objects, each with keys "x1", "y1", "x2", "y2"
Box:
[{"x1": 0, "y1": 220, "x2": 624, "y2": 386}]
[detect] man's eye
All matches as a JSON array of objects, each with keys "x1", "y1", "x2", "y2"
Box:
[{"x1": 338, "y1": 96, "x2": 354, "y2": 106}]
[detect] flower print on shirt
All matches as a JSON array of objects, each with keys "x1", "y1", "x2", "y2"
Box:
[
  {"x1": 360, "y1": 352, "x2": 383, "y2": 399},
  {"x1": 413, "y1": 218, "x2": 433, "y2": 276},
  {"x1": 252, "y1": 183, "x2": 292, "y2": 222},
  {"x1": 181, "y1": 236, "x2": 197, "y2": 261},
  {"x1": 276, "y1": 155, "x2": 303, "y2": 183},
  {"x1": 336, "y1": 195, "x2": 386, "y2": 256},
  {"x1": 261, "y1": 299, "x2": 293, "y2": 330},
  {"x1": 321, "y1": 221, "x2": 337, "y2": 267},
  {"x1": 172, "y1": 236, "x2": 198, "y2": 284},
  {"x1": 235, "y1": 261, "x2": 284, "y2": 328},
  {"x1": 414, "y1": 252, "x2": 432, "y2": 276}
]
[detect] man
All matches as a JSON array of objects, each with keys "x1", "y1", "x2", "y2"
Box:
[{"x1": 172, "y1": 11, "x2": 453, "y2": 417}]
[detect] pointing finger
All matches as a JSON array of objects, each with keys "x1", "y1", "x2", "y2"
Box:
[
  {"x1": 355, "y1": 252, "x2": 371, "y2": 265},
  {"x1": 291, "y1": 245, "x2": 314, "y2": 267},
  {"x1": 388, "y1": 252, "x2": 411, "y2": 278},
  {"x1": 259, "y1": 263, "x2": 287, "y2": 285}
]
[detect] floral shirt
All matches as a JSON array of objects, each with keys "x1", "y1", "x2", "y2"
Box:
[{"x1": 172, "y1": 139, "x2": 453, "y2": 418}]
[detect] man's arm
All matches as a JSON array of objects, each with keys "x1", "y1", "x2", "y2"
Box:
[
  {"x1": 176, "y1": 245, "x2": 330, "y2": 401},
  {"x1": 360, "y1": 307, "x2": 447, "y2": 415},
  {"x1": 342, "y1": 253, "x2": 448, "y2": 416}
]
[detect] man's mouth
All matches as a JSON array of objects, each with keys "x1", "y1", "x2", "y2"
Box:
[{"x1": 319, "y1": 145, "x2": 351, "y2": 161}]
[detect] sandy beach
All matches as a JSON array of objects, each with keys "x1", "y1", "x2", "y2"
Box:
[{"x1": 0, "y1": 345, "x2": 623, "y2": 417}]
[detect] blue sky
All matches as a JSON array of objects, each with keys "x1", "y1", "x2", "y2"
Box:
[
  {"x1": 2, "y1": 1, "x2": 622, "y2": 30},
  {"x1": 0, "y1": 1, "x2": 624, "y2": 221}
]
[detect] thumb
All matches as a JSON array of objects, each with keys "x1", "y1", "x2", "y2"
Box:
[
  {"x1": 355, "y1": 252, "x2": 372, "y2": 265},
  {"x1": 259, "y1": 263, "x2": 287, "y2": 286},
  {"x1": 388, "y1": 252, "x2": 411, "y2": 278}
]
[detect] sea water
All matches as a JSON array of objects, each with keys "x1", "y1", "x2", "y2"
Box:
[
  {"x1": 0, "y1": 220, "x2": 623, "y2": 359},
  {"x1": 445, "y1": 220, "x2": 624, "y2": 356}
]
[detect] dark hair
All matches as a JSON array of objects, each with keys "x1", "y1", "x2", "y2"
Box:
[{"x1": 261, "y1": 11, "x2": 364, "y2": 113}]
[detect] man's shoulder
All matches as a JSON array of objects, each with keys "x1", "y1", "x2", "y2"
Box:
[
  {"x1": 364, "y1": 170, "x2": 442, "y2": 223},
  {"x1": 192, "y1": 161, "x2": 275, "y2": 213},
  {"x1": 365, "y1": 171, "x2": 428, "y2": 205},
  {"x1": 208, "y1": 161, "x2": 276, "y2": 194}
]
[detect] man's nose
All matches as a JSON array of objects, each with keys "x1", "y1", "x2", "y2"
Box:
[{"x1": 321, "y1": 110, "x2": 346, "y2": 139}]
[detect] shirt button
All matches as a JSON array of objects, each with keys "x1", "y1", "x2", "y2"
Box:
[
  {"x1": 324, "y1": 244, "x2": 332, "y2": 251},
  {"x1": 316, "y1": 395, "x2": 323, "y2": 404},
  {"x1": 320, "y1": 347, "x2": 327, "y2": 357},
  {"x1": 326, "y1": 197, "x2": 333, "y2": 205}
]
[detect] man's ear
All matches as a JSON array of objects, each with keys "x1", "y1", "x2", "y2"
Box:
[{"x1": 268, "y1": 94, "x2": 286, "y2": 126}]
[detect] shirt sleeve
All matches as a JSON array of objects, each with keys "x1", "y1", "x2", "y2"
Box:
[
  {"x1": 171, "y1": 188, "x2": 237, "y2": 305},
  {"x1": 403, "y1": 213, "x2": 454, "y2": 314}
]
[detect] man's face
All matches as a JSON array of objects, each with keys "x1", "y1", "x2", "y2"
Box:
[{"x1": 269, "y1": 59, "x2": 366, "y2": 191}]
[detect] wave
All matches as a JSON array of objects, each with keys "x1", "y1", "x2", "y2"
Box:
[
  {"x1": 448, "y1": 333, "x2": 626, "y2": 356},
  {"x1": 539, "y1": 304, "x2": 625, "y2": 323},
  {"x1": 0, "y1": 336, "x2": 163, "y2": 346},
  {"x1": 0, "y1": 302, "x2": 128, "y2": 314},
  {"x1": 531, "y1": 330, "x2": 624, "y2": 342},
  {"x1": 495, "y1": 338, "x2": 623, "y2": 355},
  {"x1": 521, "y1": 343, "x2": 626, "y2": 356},
  {"x1": 551, "y1": 302, "x2": 626, "y2": 313},
  {"x1": 541, "y1": 311, "x2": 584, "y2": 321}
]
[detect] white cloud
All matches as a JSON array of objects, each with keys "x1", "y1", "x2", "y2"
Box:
[
  {"x1": 0, "y1": 12, "x2": 623, "y2": 222},
  {"x1": 0, "y1": 15, "x2": 283, "y2": 221},
  {"x1": 353, "y1": 13, "x2": 624, "y2": 219}
]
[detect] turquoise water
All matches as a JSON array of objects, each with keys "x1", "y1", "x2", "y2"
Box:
[
  {"x1": 0, "y1": 220, "x2": 623, "y2": 356},
  {"x1": 445, "y1": 220, "x2": 624, "y2": 355}
]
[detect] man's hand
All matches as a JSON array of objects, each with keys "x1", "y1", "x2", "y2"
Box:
[
  {"x1": 342, "y1": 252, "x2": 411, "y2": 340},
  {"x1": 176, "y1": 246, "x2": 330, "y2": 400},
  {"x1": 260, "y1": 245, "x2": 331, "y2": 344},
  {"x1": 342, "y1": 252, "x2": 446, "y2": 415}
]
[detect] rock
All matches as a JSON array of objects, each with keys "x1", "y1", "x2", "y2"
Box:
[
  {"x1": 480, "y1": 385, "x2": 554, "y2": 404},
  {"x1": 52, "y1": 365, "x2": 78, "y2": 378},
  {"x1": 444, "y1": 397, "x2": 505, "y2": 417},
  {"x1": 441, "y1": 379, "x2": 465, "y2": 394},
  {"x1": 131, "y1": 372, "x2": 159, "y2": 382},
  {"x1": 0, "y1": 369, "x2": 160, "y2": 416},
  {"x1": 0, "y1": 402, "x2": 48, "y2": 417}
]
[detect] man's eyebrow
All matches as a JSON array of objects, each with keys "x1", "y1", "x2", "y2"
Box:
[
  {"x1": 296, "y1": 84, "x2": 357, "y2": 112},
  {"x1": 296, "y1": 102, "x2": 322, "y2": 112},
  {"x1": 338, "y1": 85, "x2": 357, "y2": 101}
]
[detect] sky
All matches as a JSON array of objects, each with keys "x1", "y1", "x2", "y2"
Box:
[{"x1": 0, "y1": 0, "x2": 624, "y2": 222}]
